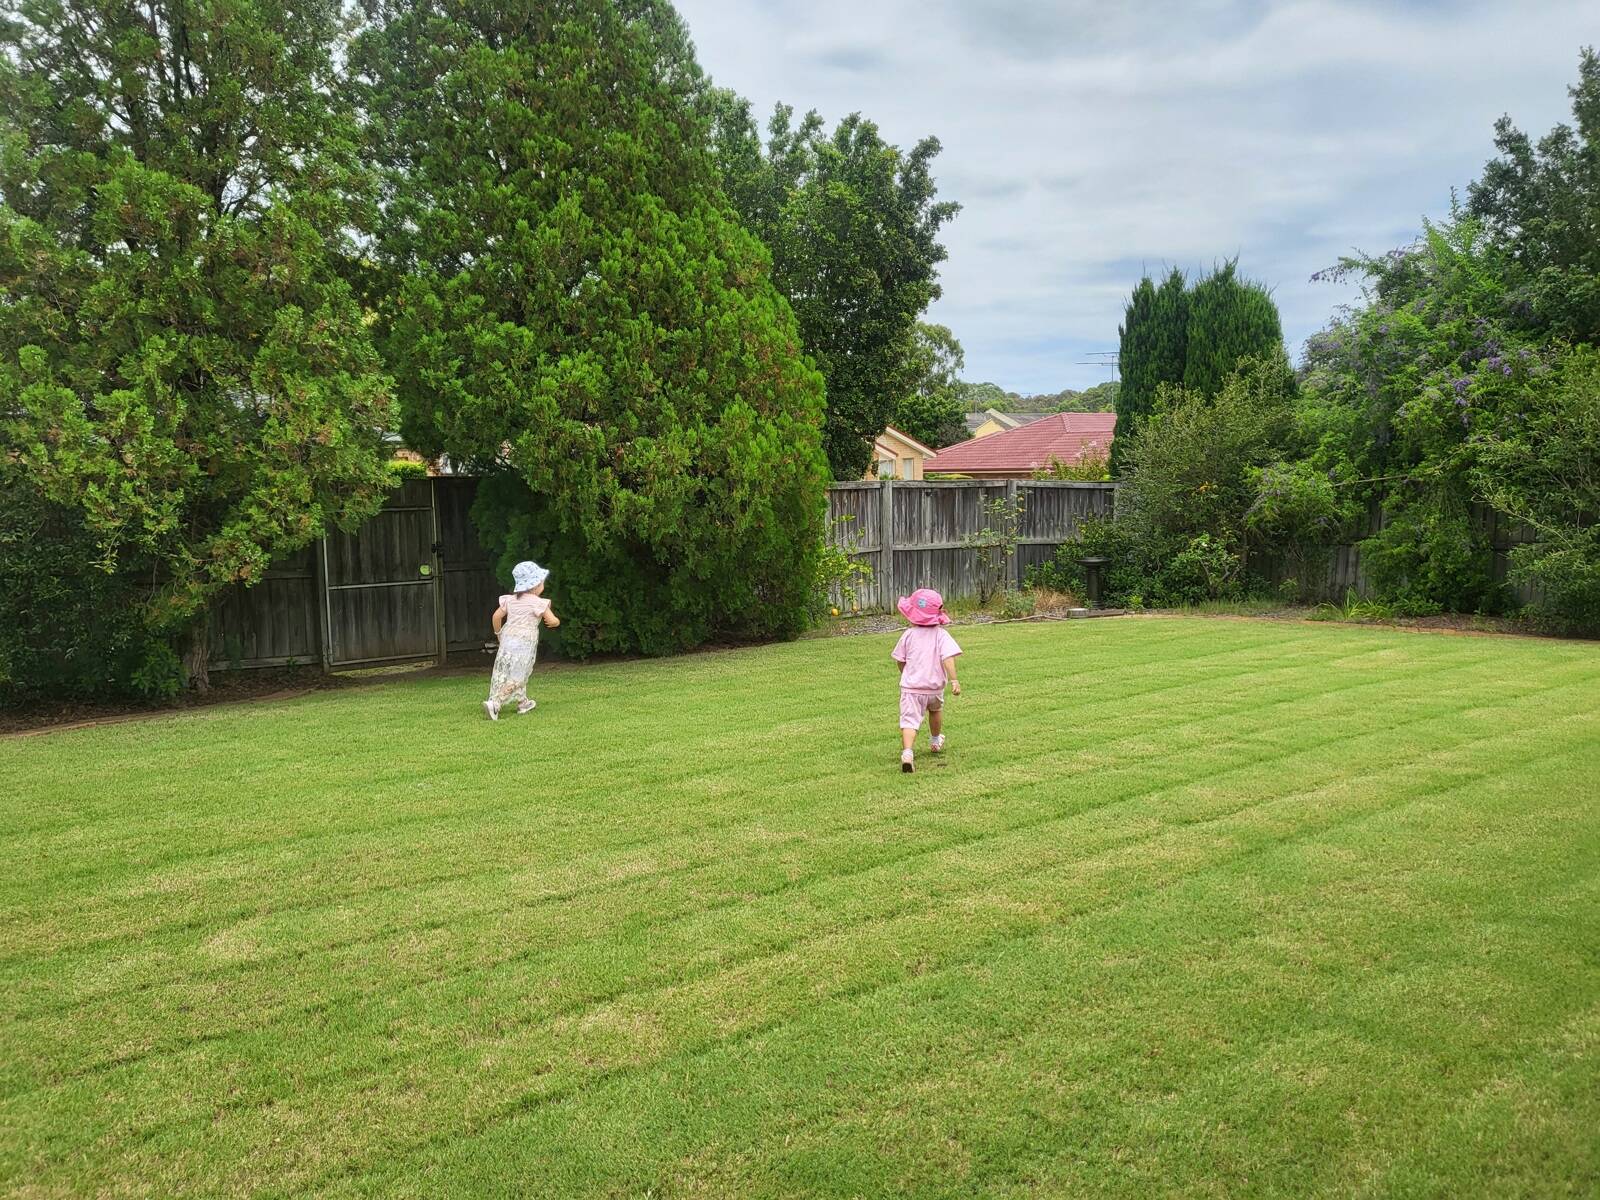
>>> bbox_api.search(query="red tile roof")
[926,412,1117,475]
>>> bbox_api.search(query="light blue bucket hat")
[511,561,549,593]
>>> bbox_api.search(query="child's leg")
[899,691,922,754]
[929,705,943,739]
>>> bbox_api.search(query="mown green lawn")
[3,617,1599,1198]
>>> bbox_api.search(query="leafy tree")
[1301,218,1540,611]
[709,93,959,478]
[0,0,395,690]
[957,381,1015,412]
[1113,268,1187,475]
[893,322,968,448]
[1181,260,1287,397]
[1468,47,1600,344]
[358,0,828,657]
[1055,380,1120,412]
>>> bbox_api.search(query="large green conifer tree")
[0,0,395,689]
[1113,268,1188,475]
[357,0,828,656]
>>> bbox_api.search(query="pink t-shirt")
[499,592,551,639]
[892,626,962,693]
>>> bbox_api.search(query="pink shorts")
[899,689,943,730]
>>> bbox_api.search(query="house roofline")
[876,425,938,458]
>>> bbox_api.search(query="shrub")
[0,470,176,705]
[811,516,874,625]
[962,492,1026,605]
[1473,345,1600,632]
[998,589,1036,619]
[387,458,430,481]
[1166,534,1245,604]
[1033,450,1110,482]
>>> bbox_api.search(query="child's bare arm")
[942,656,961,695]
[491,605,506,636]
[541,605,560,629]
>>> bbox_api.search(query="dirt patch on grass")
[0,669,350,737]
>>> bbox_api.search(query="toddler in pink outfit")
[891,588,962,773]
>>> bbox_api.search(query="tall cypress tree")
[1182,260,1286,397]
[356,0,828,656]
[1113,268,1188,475]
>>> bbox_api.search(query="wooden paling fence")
[207,476,1542,672]
[825,480,1117,613]
[207,477,500,671]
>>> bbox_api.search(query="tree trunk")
[183,617,211,694]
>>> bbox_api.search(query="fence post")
[879,479,895,602]
[430,477,449,666]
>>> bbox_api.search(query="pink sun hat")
[897,588,951,626]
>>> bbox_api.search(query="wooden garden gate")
[320,478,445,667]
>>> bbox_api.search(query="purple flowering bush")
[1472,347,1600,632]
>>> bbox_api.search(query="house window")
[878,459,894,480]
[901,457,914,480]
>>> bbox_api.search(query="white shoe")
[517,699,537,715]
[901,749,915,773]
[483,700,500,721]
[930,735,946,754]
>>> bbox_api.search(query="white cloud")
[674,0,1595,392]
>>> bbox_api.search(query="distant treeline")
[958,380,1120,414]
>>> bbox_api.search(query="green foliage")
[955,380,1119,415]
[1244,460,1354,601]
[1119,359,1295,558]
[1288,52,1600,620]
[812,516,874,623]
[955,381,1014,411]
[1033,450,1110,481]
[0,466,180,704]
[126,640,186,702]
[1473,346,1600,632]
[997,588,1036,619]
[1467,47,1600,345]
[1033,359,1295,608]
[1181,261,1288,398]
[360,1,828,657]
[961,493,1026,605]
[1113,268,1188,475]
[893,323,968,449]
[387,458,430,481]
[1024,517,1136,602]
[1300,218,1542,612]
[1055,380,1120,413]
[0,0,395,664]
[708,94,959,478]
[1114,262,1286,477]
[1309,590,1402,624]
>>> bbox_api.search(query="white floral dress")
[488,593,550,707]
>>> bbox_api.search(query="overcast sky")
[673,0,1594,394]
